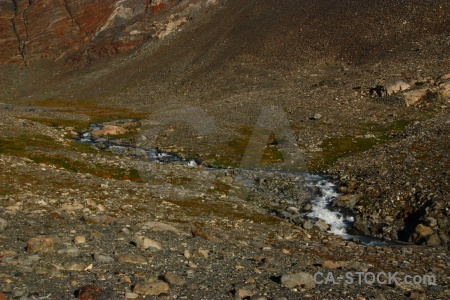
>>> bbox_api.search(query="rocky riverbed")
[0,103,449,299]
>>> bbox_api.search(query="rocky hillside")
[0,0,220,65]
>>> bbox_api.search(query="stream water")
[75,121,399,246]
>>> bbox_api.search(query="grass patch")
[0,134,141,182]
[308,119,411,171]
[206,128,287,168]
[32,98,148,124]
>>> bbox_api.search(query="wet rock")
[334,194,359,209]
[280,272,316,289]
[27,236,55,253]
[133,281,169,296]
[315,220,330,231]
[286,207,299,214]
[303,220,314,230]
[164,271,186,286]
[92,125,127,137]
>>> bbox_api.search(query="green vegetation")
[0,134,141,182]
[308,119,411,171]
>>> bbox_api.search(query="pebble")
[134,236,162,251]
[164,271,186,286]
[93,253,115,263]
[184,249,191,258]
[322,260,339,269]
[133,281,169,296]
[118,253,147,264]
[235,289,255,299]
[280,272,316,289]
[0,217,7,232]
[142,221,180,234]
[27,236,55,253]
[74,236,86,244]
[196,249,209,259]
[125,292,139,299]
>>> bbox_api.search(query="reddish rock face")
[0,0,219,65]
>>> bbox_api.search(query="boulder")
[280,272,316,289]
[92,125,127,136]
[387,81,411,95]
[133,281,169,296]
[403,89,428,106]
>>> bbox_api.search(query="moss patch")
[309,119,411,171]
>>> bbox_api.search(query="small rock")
[196,249,209,259]
[142,221,180,234]
[286,207,299,214]
[315,220,330,231]
[93,253,115,263]
[235,289,255,299]
[342,261,370,272]
[64,262,89,271]
[387,81,411,95]
[0,218,7,232]
[74,236,86,244]
[0,292,6,300]
[77,285,102,300]
[125,292,139,299]
[374,294,387,300]
[92,125,127,136]
[426,233,441,246]
[27,236,55,253]
[303,220,314,230]
[184,249,191,258]
[312,113,322,120]
[118,253,147,264]
[133,281,169,296]
[164,272,186,286]
[322,260,339,269]
[134,236,162,251]
[61,202,84,211]
[403,88,428,107]
[280,272,316,289]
